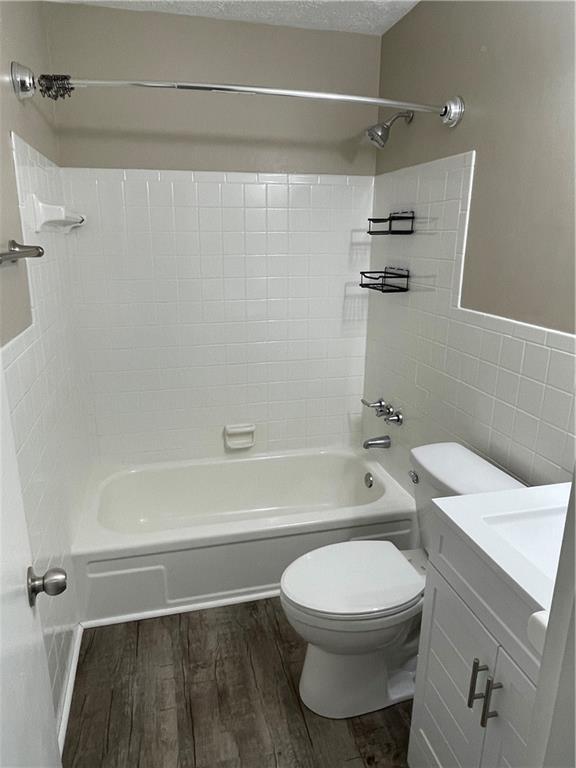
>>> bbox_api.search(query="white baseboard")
[80,585,281,629]
[58,624,84,753]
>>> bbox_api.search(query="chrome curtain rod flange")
[11,61,35,99]
[441,96,465,127]
[11,61,465,126]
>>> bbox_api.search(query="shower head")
[366,111,414,148]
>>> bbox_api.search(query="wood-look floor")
[63,598,411,768]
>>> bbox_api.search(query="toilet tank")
[410,442,524,551]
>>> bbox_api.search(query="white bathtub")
[72,449,416,625]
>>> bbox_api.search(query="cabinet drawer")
[427,508,542,682]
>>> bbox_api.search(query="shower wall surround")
[63,167,372,463]
[3,136,95,728]
[364,152,575,491]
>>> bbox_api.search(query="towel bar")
[0,240,44,265]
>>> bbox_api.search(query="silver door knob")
[27,566,67,607]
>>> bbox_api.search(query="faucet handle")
[361,397,393,418]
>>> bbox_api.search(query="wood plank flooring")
[63,598,412,768]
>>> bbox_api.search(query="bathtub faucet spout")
[363,435,392,450]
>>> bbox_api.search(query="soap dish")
[25,193,85,234]
[224,423,255,450]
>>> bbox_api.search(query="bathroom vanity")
[408,483,571,768]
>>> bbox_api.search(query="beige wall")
[45,3,380,175]
[0,2,57,345]
[376,1,574,334]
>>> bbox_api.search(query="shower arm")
[11,62,465,127]
[383,110,414,127]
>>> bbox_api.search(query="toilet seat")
[280,541,425,620]
[281,591,423,624]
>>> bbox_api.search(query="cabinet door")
[408,565,499,768]
[479,646,537,768]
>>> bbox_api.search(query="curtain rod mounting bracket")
[441,96,465,127]
[11,62,36,100]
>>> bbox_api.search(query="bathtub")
[72,449,416,626]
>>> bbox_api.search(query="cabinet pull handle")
[467,658,489,708]
[480,676,503,727]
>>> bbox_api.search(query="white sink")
[527,610,549,654]
[433,483,571,611]
[482,504,566,582]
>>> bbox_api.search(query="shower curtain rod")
[11,62,465,126]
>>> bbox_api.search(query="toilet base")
[299,644,416,719]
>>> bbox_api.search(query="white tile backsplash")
[62,167,373,463]
[4,135,96,726]
[364,152,575,491]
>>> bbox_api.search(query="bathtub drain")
[364,472,374,488]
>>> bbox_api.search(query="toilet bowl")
[280,540,426,718]
[280,442,523,719]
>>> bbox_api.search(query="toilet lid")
[281,541,425,617]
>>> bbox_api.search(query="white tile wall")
[62,167,373,463]
[364,152,575,492]
[3,136,96,725]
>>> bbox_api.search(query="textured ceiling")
[69,1,418,36]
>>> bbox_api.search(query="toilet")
[280,442,523,719]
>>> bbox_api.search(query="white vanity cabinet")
[479,646,537,768]
[408,508,541,768]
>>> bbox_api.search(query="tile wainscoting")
[364,151,575,493]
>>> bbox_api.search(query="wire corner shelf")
[367,211,415,236]
[359,267,410,294]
